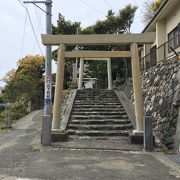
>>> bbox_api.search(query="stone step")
[68,124,133,130]
[74,102,121,105]
[73,104,123,108]
[74,100,120,103]
[75,95,117,97]
[71,111,126,116]
[76,96,117,99]
[72,108,125,112]
[76,97,118,102]
[68,135,129,140]
[66,89,133,139]
[70,114,128,119]
[69,119,131,124]
[76,90,115,94]
[67,130,130,136]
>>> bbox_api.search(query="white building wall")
[166,4,180,35]
[165,4,180,57]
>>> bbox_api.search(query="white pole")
[78,58,84,89]
[107,58,112,90]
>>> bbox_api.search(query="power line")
[79,0,104,16]
[20,9,28,57]
[26,9,43,55]
[34,5,44,33]
[104,0,112,9]
[18,0,26,8]
[18,0,43,55]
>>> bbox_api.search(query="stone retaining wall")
[135,57,180,149]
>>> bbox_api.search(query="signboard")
[45,76,52,99]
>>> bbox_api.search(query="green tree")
[82,5,137,35]
[52,13,82,89]
[52,5,137,88]
[52,13,81,35]
[151,0,164,12]
[81,5,137,87]
[2,55,45,110]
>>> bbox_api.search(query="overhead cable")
[79,0,104,15]
[20,9,28,57]
[104,0,113,9]
[18,0,43,55]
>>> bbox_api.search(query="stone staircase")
[66,89,133,139]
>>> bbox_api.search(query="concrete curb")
[150,152,180,178]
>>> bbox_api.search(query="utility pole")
[23,0,52,146]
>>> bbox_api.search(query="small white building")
[77,78,98,89]
[141,0,180,69]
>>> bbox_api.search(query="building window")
[168,23,180,53]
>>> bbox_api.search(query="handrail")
[140,32,180,71]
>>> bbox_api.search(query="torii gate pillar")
[130,43,144,133]
[78,58,84,89]
[52,44,65,130]
[107,58,112,90]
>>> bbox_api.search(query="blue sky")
[0,0,148,86]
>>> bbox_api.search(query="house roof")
[142,0,179,33]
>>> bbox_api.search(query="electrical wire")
[104,0,112,9]
[34,5,44,33]
[79,0,104,16]
[20,9,28,57]
[26,9,43,55]
[18,0,43,55]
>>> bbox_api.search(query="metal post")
[44,0,52,114]
[23,0,52,146]
[42,0,52,146]
[144,116,154,151]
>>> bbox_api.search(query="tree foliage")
[81,5,137,35]
[52,14,82,88]
[52,5,137,88]
[143,0,164,24]
[52,13,81,35]
[2,55,45,111]
[151,0,164,12]
[81,5,137,87]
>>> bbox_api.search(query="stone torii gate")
[77,58,112,90]
[41,32,155,142]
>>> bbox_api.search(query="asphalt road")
[0,110,179,180]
